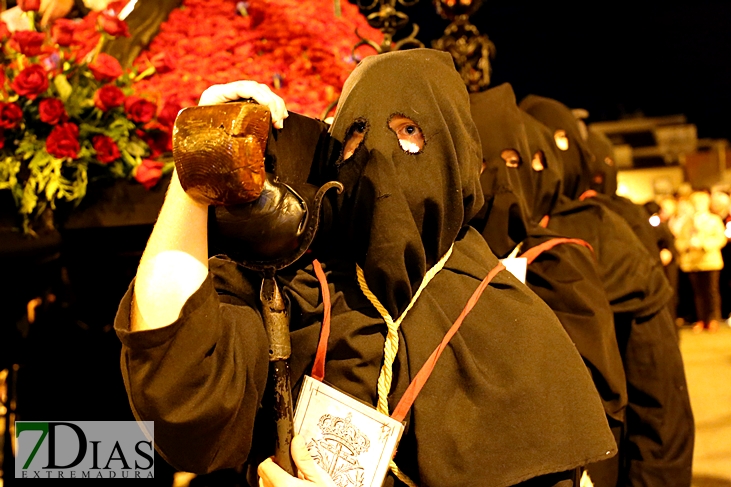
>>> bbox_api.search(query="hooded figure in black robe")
[470,84,625,487]
[520,95,694,487]
[115,49,617,487]
[469,83,626,424]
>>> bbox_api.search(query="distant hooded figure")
[521,95,695,487]
[583,128,664,262]
[115,49,616,487]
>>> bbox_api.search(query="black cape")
[520,95,695,487]
[116,50,616,487]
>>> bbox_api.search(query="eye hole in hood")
[342,119,368,161]
[531,150,546,172]
[501,148,522,168]
[554,129,569,151]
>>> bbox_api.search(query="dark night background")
[379,1,731,143]
[4,2,730,482]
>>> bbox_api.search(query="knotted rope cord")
[355,244,454,487]
[506,241,523,260]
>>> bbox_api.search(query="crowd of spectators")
[650,186,731,332]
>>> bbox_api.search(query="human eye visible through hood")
[388,115,424,154]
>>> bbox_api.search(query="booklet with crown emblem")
[293,376,405,487]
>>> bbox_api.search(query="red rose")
[150,52,175,74]
[46,122,80,159]
[0,102,23,129]
[10,64,48,100]
[141,129,172,158]
[125,96,157,123]
[88,53,123,81]
[38,98,68,125]
[97,12,130,37]
[134,159,164,190]
[18,0,41,12]
[92,134,121,164]
[158,99,181,128]
[12,31,45,57]
[52,19,76,47]
[0,21,10,41]
[0,132,5,150]
[93,84,125,111]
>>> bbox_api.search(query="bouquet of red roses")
[0,1,174,234]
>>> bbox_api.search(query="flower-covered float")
[0,0,382,234]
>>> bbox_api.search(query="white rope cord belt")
[355,244,454,487]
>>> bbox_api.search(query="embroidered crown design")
[317,413,370,455]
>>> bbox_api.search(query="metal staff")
[173,102,341,475]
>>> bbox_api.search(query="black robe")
[520,95,695,487]
[116,228,616,487]
[116,50,616,487]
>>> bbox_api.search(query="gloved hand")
[258,436,336,487]
[199,80,289,129]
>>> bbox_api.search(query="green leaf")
[20,179,38,215]
[121,149,139,167]
[0,157,21,190]
[45,177,59,202]
[53,74,74,102]
[126,139,147,157]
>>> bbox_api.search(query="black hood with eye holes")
[469,84,563,227]
[586,129,618,195]
[326,49,484,318]
[469,84,531,255]
[520,95,596,201]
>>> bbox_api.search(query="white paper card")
[500,257,527,283]
[293,376,404,487]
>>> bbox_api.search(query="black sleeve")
[114,260,270,474]
[621,307,694,487]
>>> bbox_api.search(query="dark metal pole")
[260,272,297,476]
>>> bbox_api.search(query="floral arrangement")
[132,0,383,117]
[0,0,174,234]
[0,0,382,234]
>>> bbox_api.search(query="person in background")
[710,189,731,323]
[675,191,727,333]
[644,200,680,329]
